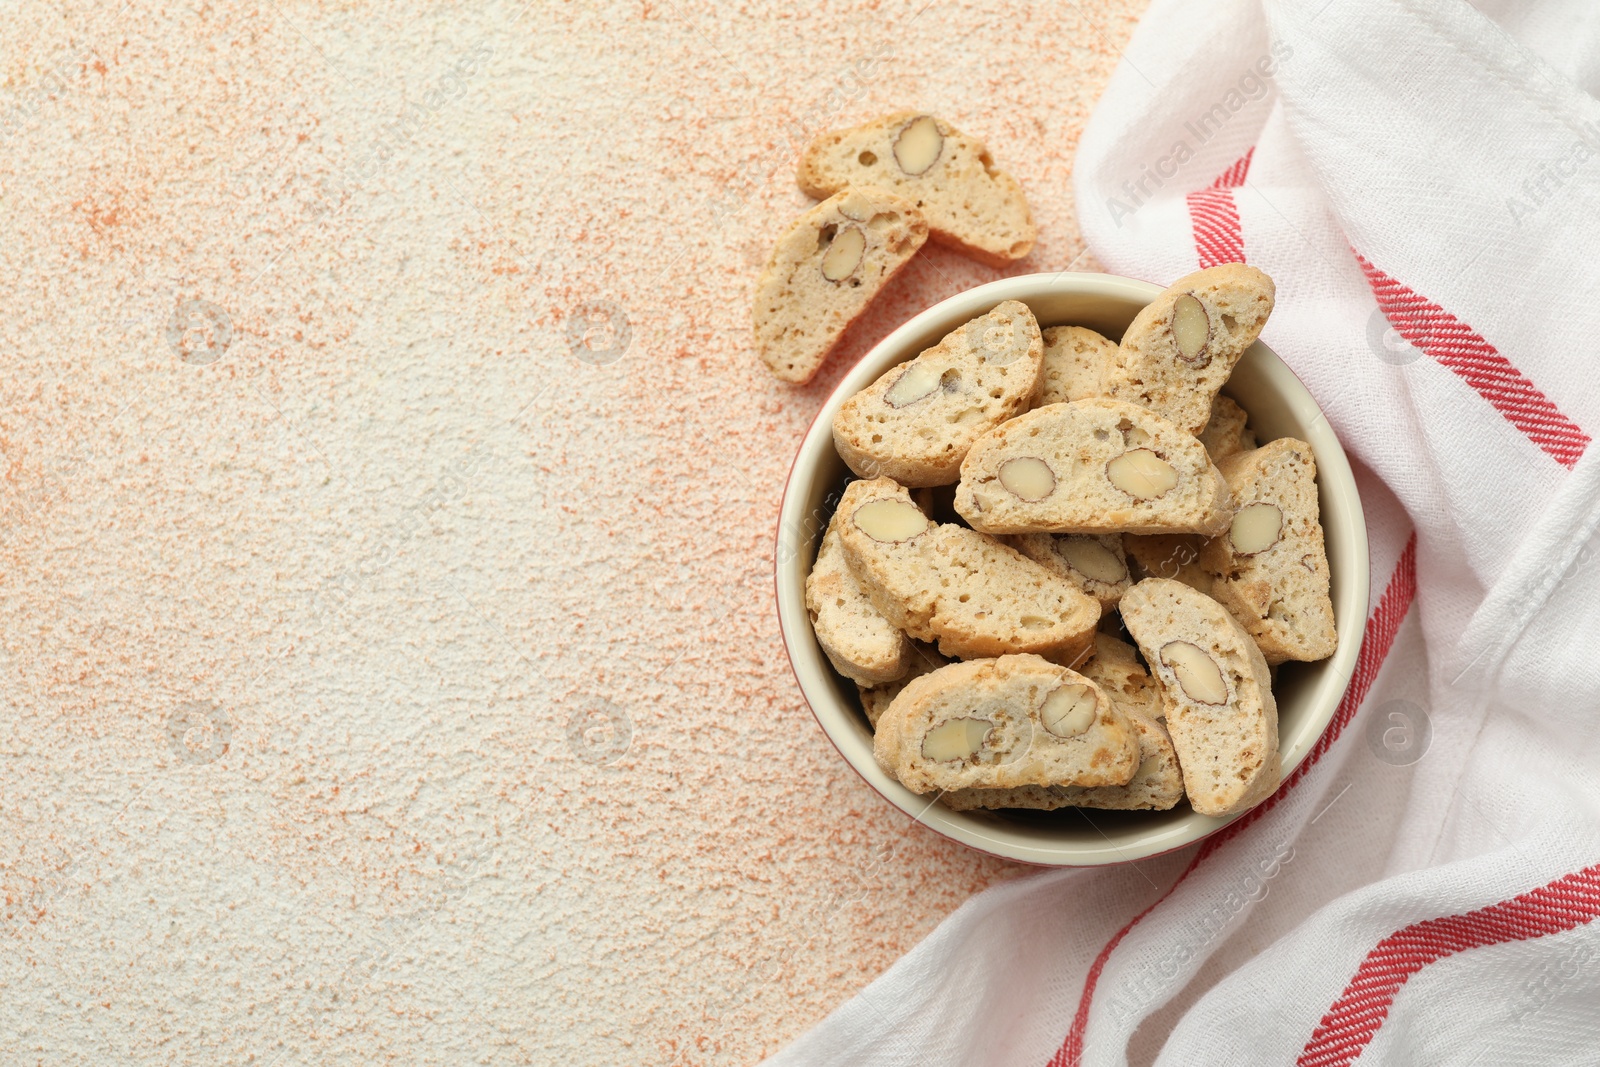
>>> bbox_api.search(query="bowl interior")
[776,273,1369,866]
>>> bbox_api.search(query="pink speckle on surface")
[0,0,1146,1063]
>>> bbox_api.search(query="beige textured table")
[0,1,1146,1063]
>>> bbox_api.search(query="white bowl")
[775,272,1370,867]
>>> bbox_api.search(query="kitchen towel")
[765,0,1600,1062]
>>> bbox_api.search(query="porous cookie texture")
[833,300,1044,487]
[753,186,928,383]
[954,398,1232,536]
[797,111,1036,267]
[857,643,949,727]
[805,512,911,685]
[942,636,1183,811]
[1199,394,1258,464]
[1008,533,1132,609]
[1120,578,1280,818]
[1104,264,1276,434]
[872,654,1139,793]
[1034,325,1117,407]
[1199,438,1337,665]
[834,477,1100,664]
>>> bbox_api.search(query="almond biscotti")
[797,111,1036,267]
[872,654,1139,793]
[953,398,1232,536]
[1034,325,1117,407]
[941,636,1183,811]
[1120,578,1280,817]
[1008,533,1132,609]
[834,477,1100,663]
[1198,394,1258,464]
[1199,438,1336,664]
[833,300,1044,487]
[805,513,912,685]
[754,187,929,384]
[1123,533,1214,595]
[1104,265,1276,434]
[858,643,950,727]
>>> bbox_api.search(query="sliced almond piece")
[893,115,943,175]
[1230,502,1284,556]
[921,716,991,761]
[1105,449,1178,500]
[819,225,866,282]
[1171,293,1211,364]
[852,499,930,542]
[1040,683,1097,738]
[884,363,941,408]
[1159,640,1228,705]
[998,457,1055,501]
[1059,537,1127,584]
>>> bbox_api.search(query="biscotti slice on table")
[1120,578,1280,817]
[834,477,1100,664]
[858,643,949,727]
[1034,325,1117,406]
[1008,533,1132,610]
[942,636,1184,811]
[753,187,928,383]
[1103,265,1276,434]
[1198,394,1258,464]
[1123,533,1214,595]
[1199,438,1337,664]
[873,654,1139,793]
[953,398,1232,536]
[833,300,1044,487]
[805,511,912,685]
[797,111,1036,267]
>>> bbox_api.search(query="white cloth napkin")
[766,1,1600,1063]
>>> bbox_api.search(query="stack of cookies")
[803,263,1337,818]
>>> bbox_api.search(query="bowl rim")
[774,270,1370,867]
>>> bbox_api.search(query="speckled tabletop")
[0,2,1145,1063]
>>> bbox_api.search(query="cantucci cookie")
[797,111,1036,267]
[942,636,1183,811]
[1104,265,1276,434]
[953,398,1232,536]
[833,300,1044,487]
[1034,325,1116,406]
[1198,394,1258,464]
[1199,438,1336,664]
[1123,533,1213,595]
[834,478,1100,663]
[1120,578,1280,817]
[753,186,928,384]
[805,512,912,685]
[872,654,1139,793]
[858,643,950,727]
[1008,533,1131,609]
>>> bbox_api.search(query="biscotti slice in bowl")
[797,111,1036,267]
[872,654,1139,793]
[1200,438,1337,664]
[805,512,912,685]
[833,300,1044,487]
[942,636,1183,811]
[1104,264,1276,434]
[858,642,950,727]
[834,477,1100,663]
[1123,533,1214,595]
[1198,394,1258,464]
[1034,325,1117,407]
[753,186,929,384]
[954,398,1232,536]
[1120,578,1281,817]
[1008,533,1132,610]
